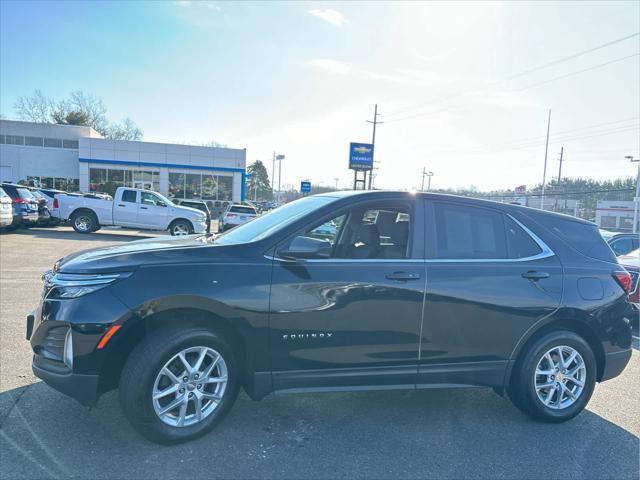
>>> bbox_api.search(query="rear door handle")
[521,271,550,280]
[118,204,126,207]
[140,206,148,210]
[386,272,421,281]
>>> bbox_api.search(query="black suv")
[27,191,633,444]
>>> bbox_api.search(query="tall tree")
[12,90,143,140]
[246,160,273,201]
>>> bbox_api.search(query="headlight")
[44,272,132,299]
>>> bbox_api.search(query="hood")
[57,234,215,274]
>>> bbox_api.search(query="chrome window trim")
[266,214,555,264]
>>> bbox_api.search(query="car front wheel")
[119,327,240,444]
[509,330,596,422]
[169,219,193,236]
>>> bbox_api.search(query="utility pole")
[271,152,276,200]
[557,147,564,184]
[627,155,639,233]
[366,104,382,190]
[540,109,552,210]
[334,177,339,190]
[421,169,434,191]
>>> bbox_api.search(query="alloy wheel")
[75,215,92,232]
[152,346,228,427]
[173,223,190,236]
[534,345,586,410]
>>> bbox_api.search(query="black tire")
[118,326,240,444]
[71,211,97,234]
[508,330,596,423]
[169,219,193,236]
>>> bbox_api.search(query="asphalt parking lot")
[1,226,639,480]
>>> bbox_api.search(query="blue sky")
[2,1,639,191]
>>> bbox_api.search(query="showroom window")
[26,176,79,191]
[89,167,159,195]
[168,171,234,201]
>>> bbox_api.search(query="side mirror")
[280,235,332,260]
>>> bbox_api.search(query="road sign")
[349,142,374,171]
[515,185,526,195]
[300,181,311,193]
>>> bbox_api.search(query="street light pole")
[627,155,639,233]
[421,168,433,191]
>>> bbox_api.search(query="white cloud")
[308,9,348,27]
[304,59,351,75]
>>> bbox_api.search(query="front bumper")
[193,220,208,234]
[32,361,99,406]
[600,348,632,382]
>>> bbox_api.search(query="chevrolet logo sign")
[353,146,372,154]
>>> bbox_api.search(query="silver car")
[219,204,257,232]
[0,187,13,228]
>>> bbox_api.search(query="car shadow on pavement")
[1,382,638,480]
[4,227,158,242]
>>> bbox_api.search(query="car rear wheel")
[509,330,596,422]
[119,326,239,444]
[71,211,97,233]
[169,219,193,236]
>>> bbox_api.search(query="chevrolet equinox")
[27,191,633,444]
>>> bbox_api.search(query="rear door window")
[121,190,137,203]
[433,203,507,259]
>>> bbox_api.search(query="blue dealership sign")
[349,143,374,171]
[300,181,311,193]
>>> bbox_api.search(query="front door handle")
[118,204,126,207]
[140,206,148,210]
[522,271,550,280]
[386,272,421,281]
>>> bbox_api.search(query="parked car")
[27,191,632,444]
[0,187,13,229]
[600,230,640,256]
[616,248,639,328]
[1,183,39,228]
[219,204,257,232]
[175,199,211,233]
[55,187,208,235]
[29,189,53,226]
[34,188,67,221]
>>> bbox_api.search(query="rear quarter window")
[545,217,616,263]
[229,206,256,214]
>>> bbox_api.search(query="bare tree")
[107,117,143,140]
[14,90,54,122]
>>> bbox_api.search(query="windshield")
[215,196,338,245]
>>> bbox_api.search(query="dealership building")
[0,120,247,203]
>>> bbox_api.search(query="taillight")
[613,270,633,294]
[226,213,237,218]
[53,198,59,208]
[13,197,27,204]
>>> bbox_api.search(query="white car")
[0,187,13,228]
[56,187,208,235]
[219,204,257,232]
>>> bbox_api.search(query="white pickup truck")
[56,187,208,235]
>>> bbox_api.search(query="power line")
[513,53,640,91]
[508,32,640,79]
[451,187,636,199]
[384,32,640,121]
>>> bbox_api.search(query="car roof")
[315,190,595,226]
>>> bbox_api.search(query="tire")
[508,330,596,423]
[71,211,97,233]
[118,326,240,444]
[169,219,193,236]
